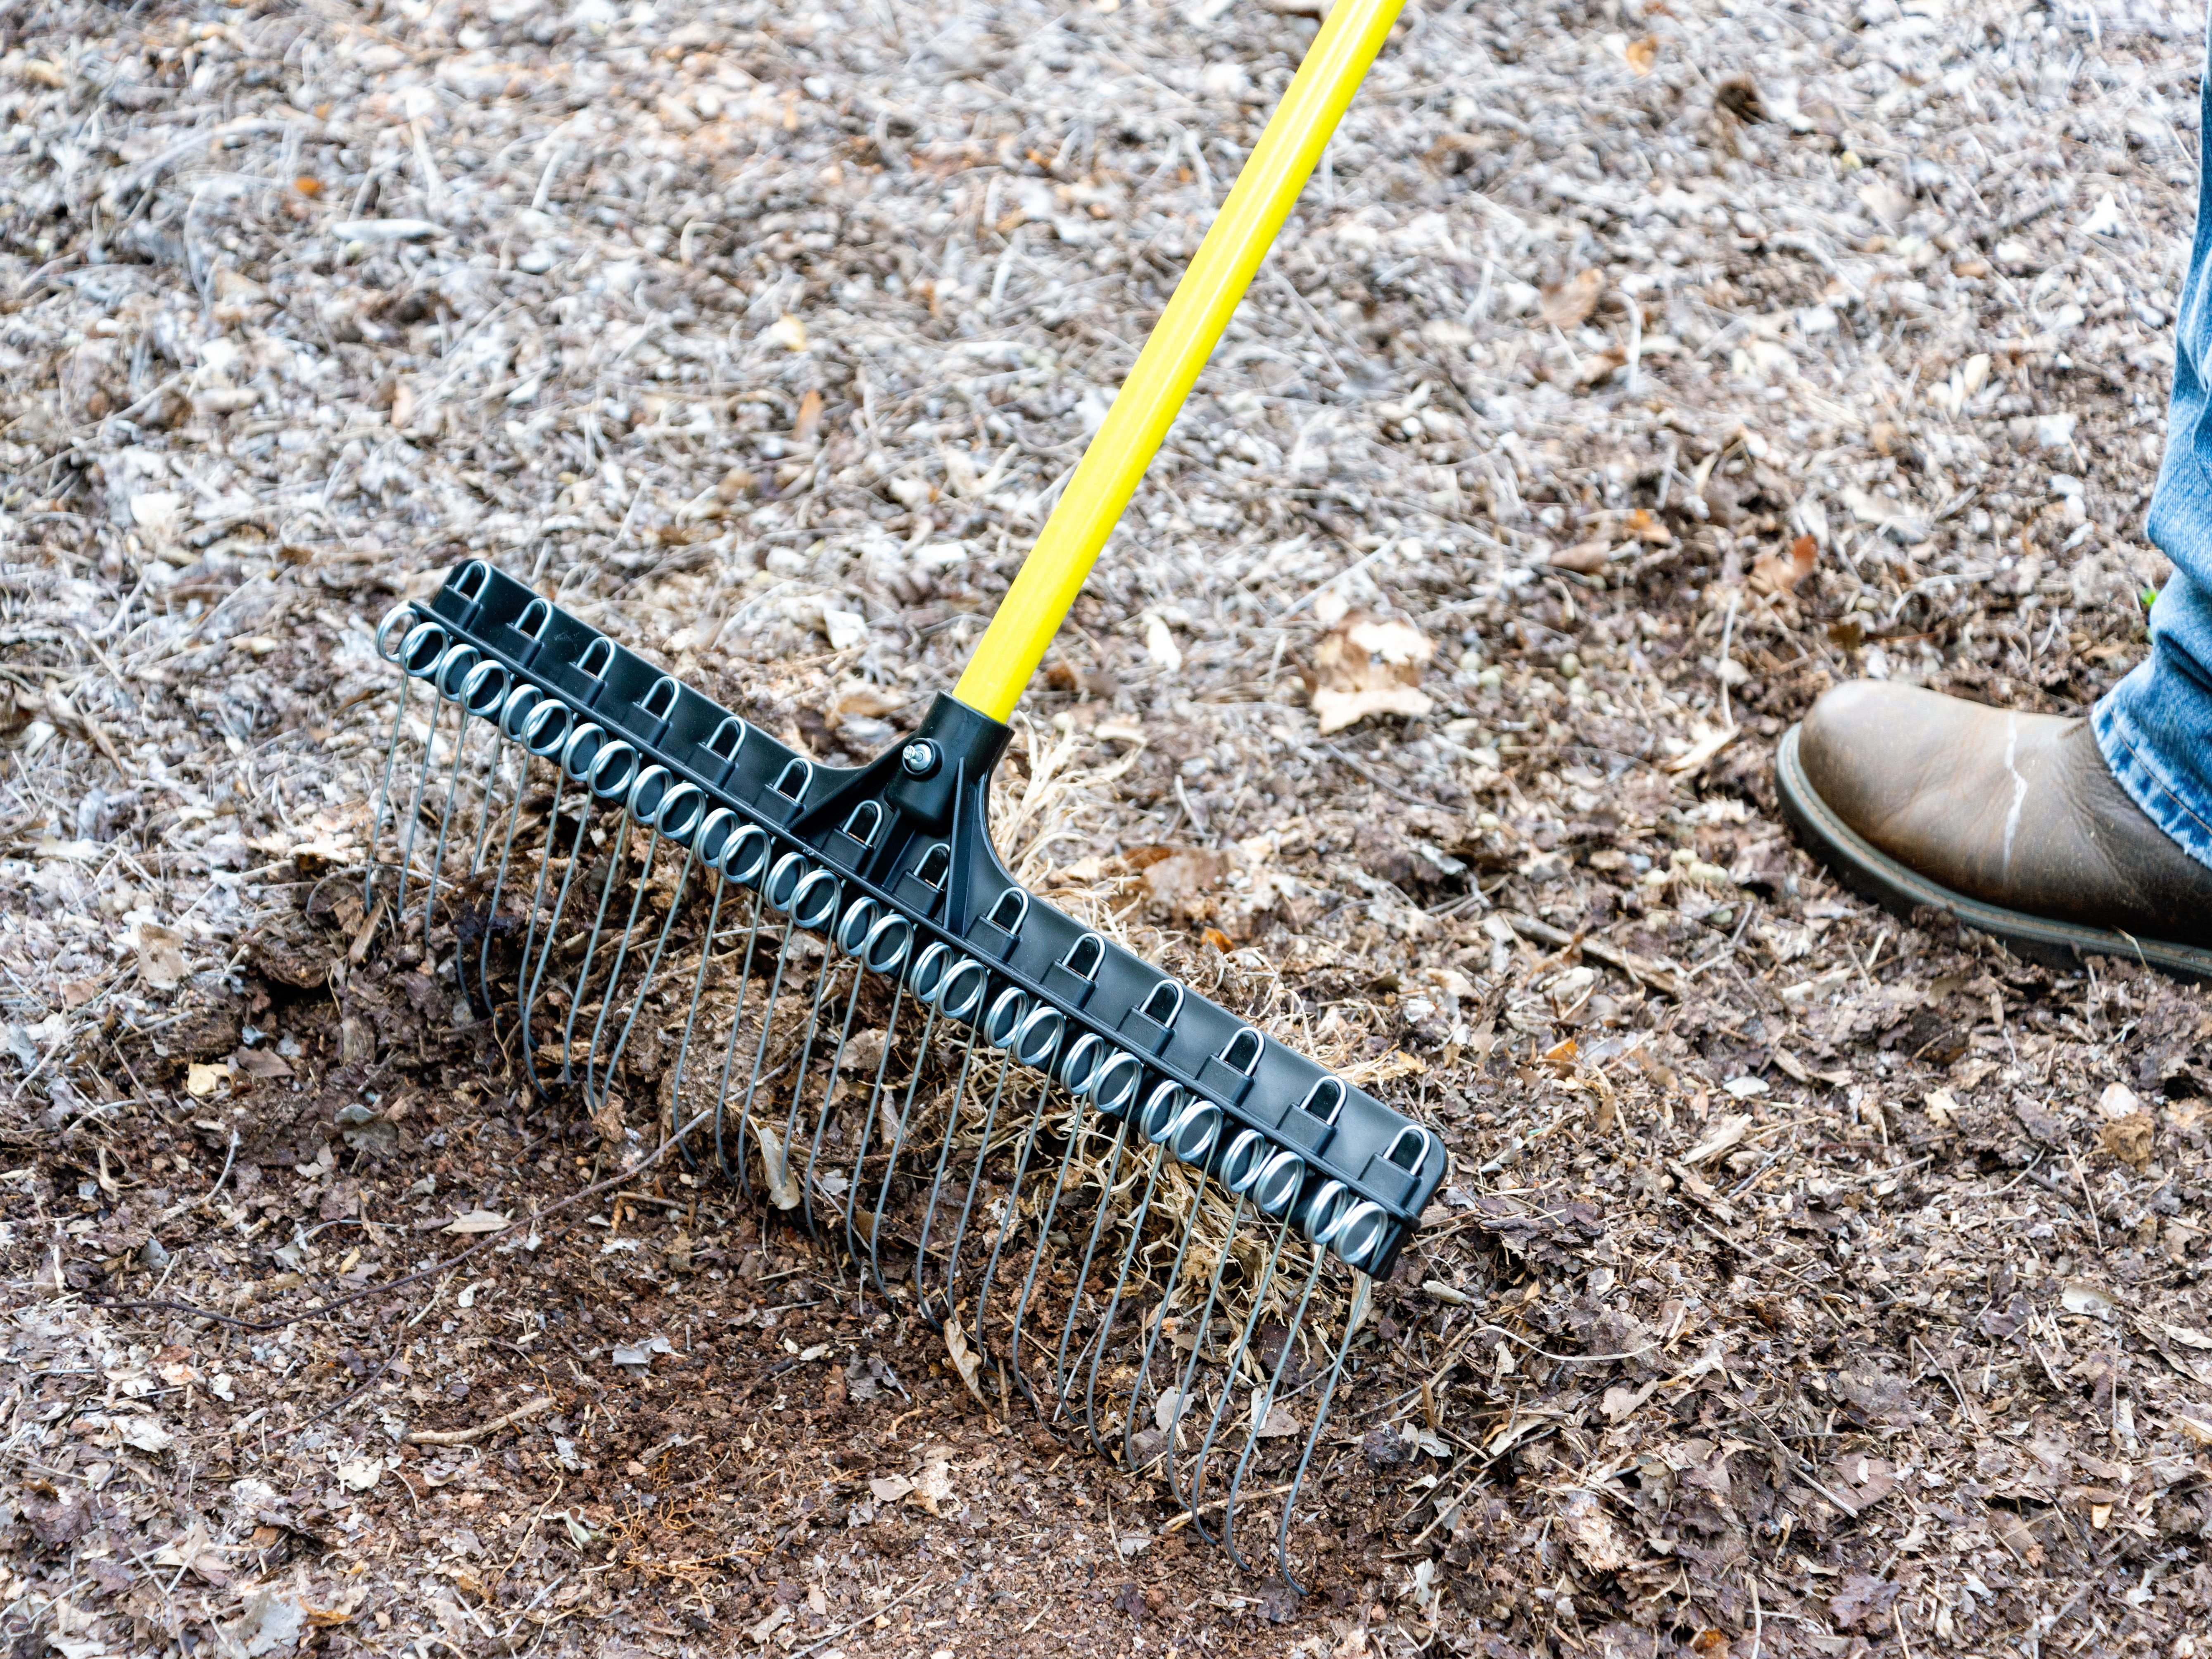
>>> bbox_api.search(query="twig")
[496,1478,566,1590]
[408,1394,556,1445]
[1163,1481,1297,1534]
[2071,1148,2103,1251]
[156,1127,239,1221]
[1716,587,1741,729]
[1503,911,1683,998]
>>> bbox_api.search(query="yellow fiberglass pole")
[951,0,1406,723]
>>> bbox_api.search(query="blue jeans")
[2093,43,2212,870]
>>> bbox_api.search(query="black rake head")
[364,559,1448,1591]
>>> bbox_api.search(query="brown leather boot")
[1776,681,2212,977]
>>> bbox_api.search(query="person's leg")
[1772,21,2212,972]
[2092,31,2212,873]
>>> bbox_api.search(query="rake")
[360,0,1445,1591]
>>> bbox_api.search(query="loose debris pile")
[5,0,2212,1651]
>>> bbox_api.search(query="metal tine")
[963,1012,1079,1365]
[516,724,611,1098]
[797,907,912,1247]
[836,968,910,1266]
[476,695,569,1035]
[415,650,479,943]
[1076,1140,1167,1452]
[1120,1129,1268,1475]
[1264,1186,1395,1590]
[705,848,801,1192]
[463,687,527,882]
[1148,1192,1243,1496]
[420,654,513,953]
[662,823,770,1173]
[1045,1112,1137,1424]
[455,731,518,1020]
[765,892,870,1229]
[568,767,673,1096]
[389,649,450,928]
[919,991,1061,1329]
[1274,1294,1364,1592]
[906,977,993,1330]
[717,856,840,1204]
[858,943,962,1298]
[452,689,536,1018]
[994,1035,1124,1419]
[582,775,708,1112]
[550,744,641,1085]
[1218,1183,1356,1578]
[793,963,872,1248]
[366,607,419,909]
[1151,1135,1282,1519]
[1079,1081,1220,1457]
[644,815,738,1169]
[1020,1046,1138,1419]
[1174,1155,1307,1538]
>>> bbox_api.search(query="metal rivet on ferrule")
[900,739,939,777]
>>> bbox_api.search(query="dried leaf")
[444,1210,511,1234]
[2100,1111,2156,1168]
[1558,1491,1634,1573]
[1309,611,1433,735]
[1623,35,1658,74]
[114,1415,175,1453]
[820,607,868,651]
[748,1605,791,1645]
[335,1457,384,1492]
[2098,1081,2143,1119]
[1546,539,1617,575]
[1538,268,1603,330]
[1683,1113,1752,1166]
[944,1321,984,1404]
[1829,1574,1900,1633]
[1750,534,1819,595]
[238,1590,308,1659]
[2061,1280,2116,1318]
[1143,613,1183,673]
[1142,848,1226,922]
[753,1126,802,1209]
[1661,723,1739,777]
[136,923,190,989]
[913,1453,956,1514]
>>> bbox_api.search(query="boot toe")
[1796,681,1955,840]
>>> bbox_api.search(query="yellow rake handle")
[952,0,1407,723]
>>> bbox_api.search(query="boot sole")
[1775,724,2212,984]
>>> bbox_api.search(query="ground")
[4,0,2212,1653]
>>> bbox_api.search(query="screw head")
[900,739,939,778]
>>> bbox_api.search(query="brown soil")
[7,0,2212,1652]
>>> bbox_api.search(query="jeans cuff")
[2093,687,2212,875]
